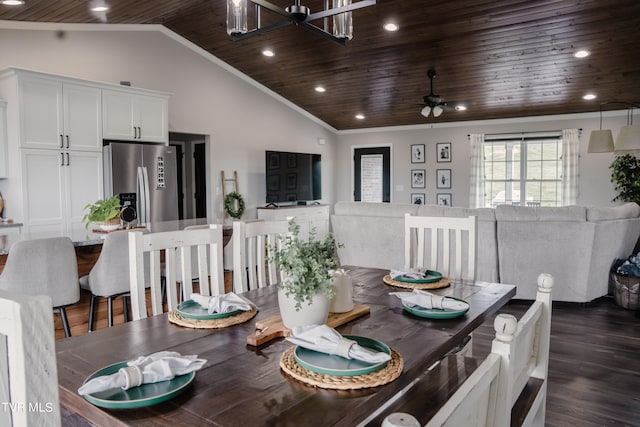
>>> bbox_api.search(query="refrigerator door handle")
[137,166,148,224]
[141,166,151,224]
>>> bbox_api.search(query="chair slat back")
[0,290,61,427]
[404,214,478,281]
[129,225,224,320]
[232,219,289,293]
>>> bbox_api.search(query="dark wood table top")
[56,267,515,427]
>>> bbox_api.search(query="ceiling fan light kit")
[226,0,376,45]
[419,69,472,119]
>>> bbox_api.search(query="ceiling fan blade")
[299,22,347,46]
[249,0,291,18]
[231,20,294,41]
[306,0,376,21]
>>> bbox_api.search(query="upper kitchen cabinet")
[103,89,169,144]
[17,74,102,151]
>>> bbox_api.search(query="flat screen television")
[265,150,321,205]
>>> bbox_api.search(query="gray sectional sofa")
[330,201,640,302]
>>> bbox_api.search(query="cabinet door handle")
[66,152,69,166]
[66,135,70,149]
[137,126,141,139]
[60,152,64,166]
[133,126,137,139]
[60,134,64,148]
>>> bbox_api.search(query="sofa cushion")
[587,203,640,221]
[495,205,586,222]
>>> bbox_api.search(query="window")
[483,132,563,207]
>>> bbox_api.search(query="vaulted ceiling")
[2,0,639,130]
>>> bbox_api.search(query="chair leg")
[59,307,72,338]
[88,294,97,332]
[108,296,114,328]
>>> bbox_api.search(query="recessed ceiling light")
[355,114,365,120]
[262,49,274,57]
[314,86,326,93]
[2,0,25,5]
[455,105,467,111]
[583,93,597,100]
[574,50,590,58]
[383,22,399,32]
[91,6,109,12]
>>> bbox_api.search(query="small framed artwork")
[436,142,452,163]
[411,169,426,188]
[411,193,426,205]
[411,144,425,163]
[437,193,452,206]
[268,152,280,169]
[287,153,297,168]
[267,174,280,191]
[287,173,297,189]
[436,169,451,189]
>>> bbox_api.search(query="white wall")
[0,24,337,221]
[336,112,628,207]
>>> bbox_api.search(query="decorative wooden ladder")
[221,170,239,219]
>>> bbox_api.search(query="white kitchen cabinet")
[18,75,102,151]
[257,205,330,240]
[21,149,103,236]
[103,89,169,144]
[0,100,6,178]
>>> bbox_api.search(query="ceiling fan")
[420,69,472,118]
[227,0,376,45]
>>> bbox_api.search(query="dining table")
[56,266,516,426]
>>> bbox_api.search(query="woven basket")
[612,273,640,310]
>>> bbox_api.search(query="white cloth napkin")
[78,351,206,395]
[390,289,469,311]
[390,268,427,280]
[189,292,254,314]
[286,324,391,363]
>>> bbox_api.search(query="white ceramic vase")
[277,287,330,329]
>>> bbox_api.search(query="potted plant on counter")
[83,195,122,230]
[270,218,342,328]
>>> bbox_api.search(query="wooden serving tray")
[247,303,371,347]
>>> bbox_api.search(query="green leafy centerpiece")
[271,218,342,328]
[83,195,122,230]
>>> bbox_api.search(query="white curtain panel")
[562,129,580,206]
[469,133,486,208]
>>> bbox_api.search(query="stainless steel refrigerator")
[103,142,179,224]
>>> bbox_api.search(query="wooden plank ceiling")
[1,0,640,130]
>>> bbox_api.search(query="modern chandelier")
[226,0,376,45]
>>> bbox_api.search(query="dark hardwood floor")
[473,296,640,427]
[58,287,639,426]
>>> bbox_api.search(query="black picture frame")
[436,142,452,163]
[267,174,280,191]
[411,169,426,188]
[436,169,451,189]
[437,193,452,206]
[411,193,426,205]
[268,153,280,169]
[411,144,425,163]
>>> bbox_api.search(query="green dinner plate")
[401,298,469,319]
[294,335,390,377]
[175,299,241,320]
[82,362,195,409]
[394,270,443,284]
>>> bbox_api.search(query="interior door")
[354,146,391,202]
[194,143,207,218]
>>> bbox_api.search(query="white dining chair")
[128,224,224,320]
[0,237,79,338]
[232,219,289,293]
[369,273,554,427]
[404,213,478,282]
[0,290,61,427]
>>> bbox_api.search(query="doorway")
[169,132,209,219]
[353,146,391,202]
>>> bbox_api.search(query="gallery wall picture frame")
[437,193,452,206]
[411,193,426,205]
[436,169,452,189]
[411,169,426,188]
[436,142,452,163]
[411,144,425,163]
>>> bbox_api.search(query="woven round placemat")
[168,307,257,329]
[279,346,403,390]
[383,274,451,290]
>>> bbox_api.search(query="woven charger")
[279,346,403,390]
[168,307,257,329]
[383,274,451,290]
